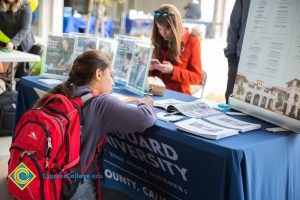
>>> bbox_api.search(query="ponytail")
[32,79,75,109]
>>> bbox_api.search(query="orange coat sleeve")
[171,36,203,85]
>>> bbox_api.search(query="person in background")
[33,50,157,200]
[224,0,250,103]
[184,0,201,19]
[0,0,35,77]
[0,0,34,52]
[149,4,203,95]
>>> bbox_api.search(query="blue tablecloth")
[16,76,300,200]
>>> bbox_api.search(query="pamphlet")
[154,99,222,118]
[157,112,185,122]
[175,118,239,140]
[155,98,261,136]
[154,98,184,110]
[204,114,261,132]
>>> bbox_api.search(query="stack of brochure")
[154,99,261,139]
[204,115,261,132]
[157,112,184,122]
[154,99,223,118]
[175,118,239,140]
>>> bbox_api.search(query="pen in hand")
[137,88,154,106]
[147,87,153,96]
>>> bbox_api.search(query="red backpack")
[7,93,106,200]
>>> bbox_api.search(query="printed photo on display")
[43,34,75,77]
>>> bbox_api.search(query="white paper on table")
[33,87,47,98]
[38,78,62,85]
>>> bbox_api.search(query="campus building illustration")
[233,72,300,120]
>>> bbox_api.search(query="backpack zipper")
[40,109,64,164]
[43,105,71,164]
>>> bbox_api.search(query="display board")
[42,34,153,96]
[229,0,300,132]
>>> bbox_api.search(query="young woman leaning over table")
[33,50,157,200]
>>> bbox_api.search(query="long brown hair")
[0,0,22,12]
[33,50,111,108]
[152,4,184,62]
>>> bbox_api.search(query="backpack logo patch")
[28,132,38,140]
[8,162,36,190]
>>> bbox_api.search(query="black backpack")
[0,90,17,135]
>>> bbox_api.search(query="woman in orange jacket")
[149,4,203,95]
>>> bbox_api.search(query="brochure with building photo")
[97,37,118,64]
[204,114,261,132]
[228,0,300,132]
[43,34,76,78]
[112,35,141,84]
[154,99,222,118]
[175,118,239,140]
[126,42,154,96]
[70,33,97,57]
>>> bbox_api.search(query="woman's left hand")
[5,42,14,51]
[157,61,174,74]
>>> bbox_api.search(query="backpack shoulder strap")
[71,92,98,125]
[72,92,98,108]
